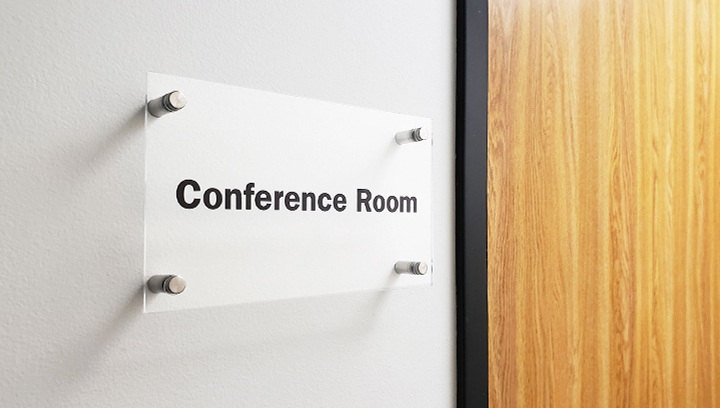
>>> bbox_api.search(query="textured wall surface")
[0,1,455,407]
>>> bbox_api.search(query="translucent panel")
[144,73,432,313]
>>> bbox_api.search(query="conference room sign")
[144,73,432,313]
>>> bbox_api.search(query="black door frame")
[456,0,488,407]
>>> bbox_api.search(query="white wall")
[0,1,455,407]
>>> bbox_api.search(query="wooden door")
[487,0,720,406]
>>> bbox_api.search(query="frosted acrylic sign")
[144,73,432,313]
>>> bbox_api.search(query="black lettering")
[274,191,284,210]
[399,196,417,213]
[203,188,222,210]
[372,195,385,212]
[243,183,255,210]
[176,179,201,209]
[357,189,372,212]
[387,196,398,212]
[285,192,300,211]
[333,194,347,212]
[318,193,332,211]
[179,182,382,214]
[255,190,271,210]
[224,189,242,210]
[302,192,316,211]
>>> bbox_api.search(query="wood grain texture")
[487,0,720,406]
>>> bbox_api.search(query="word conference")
[176,179,419,213]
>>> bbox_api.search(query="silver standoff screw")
[395,127,430,145]
[147,274,187,295]
[147,90,187,118]
[394,261,429,275]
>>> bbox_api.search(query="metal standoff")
[394,261,429,275]
[395,127,430,145]
[147,274,187,295]
[147,90,187,118]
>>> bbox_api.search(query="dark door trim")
[456,0,488,406]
